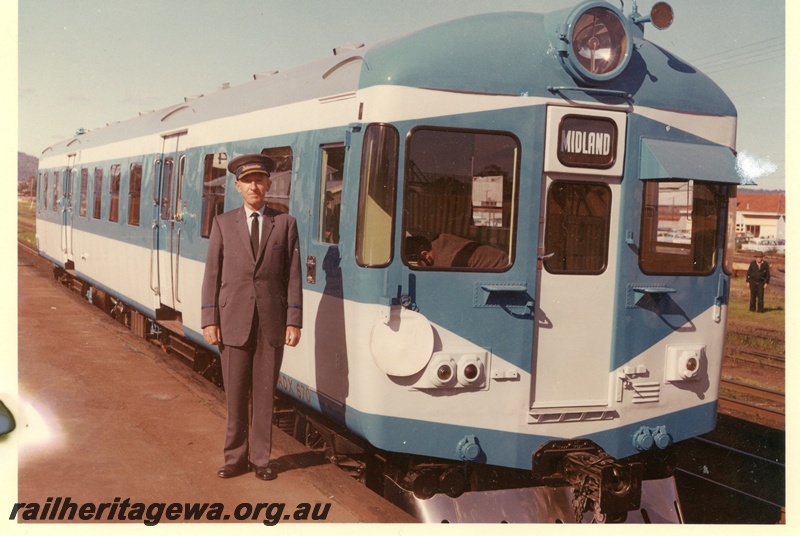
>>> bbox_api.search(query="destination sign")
[557,115,618,169]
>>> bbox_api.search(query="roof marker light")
[632,2,674,30]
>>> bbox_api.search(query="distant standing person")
[201,153,303,481]
[746,251,770,313]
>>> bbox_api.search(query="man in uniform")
[201,153,303,480]
[746,251,770,313]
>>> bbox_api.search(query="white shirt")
[244,206,265,240]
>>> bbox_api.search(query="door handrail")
[150,221,159,294]
[60,206,67,254]
[175,228,182,304]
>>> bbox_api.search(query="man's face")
[235,174,271,211]
[420,248,434,266]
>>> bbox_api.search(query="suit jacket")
[201,206,303,347]
[746,260,770,285]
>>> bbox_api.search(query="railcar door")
[154,132,187,315]
[306,140,349,419]
[530,107,626,410]
[60,154,76,261]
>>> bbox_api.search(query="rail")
[673,415,785,523]
[727,328,785,343]
[718,378,784,427]
[725,347,784,369]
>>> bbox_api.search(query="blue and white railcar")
[36,0,740,522]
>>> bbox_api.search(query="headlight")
[560,3,632,84]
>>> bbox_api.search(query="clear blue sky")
[13,0,790,190]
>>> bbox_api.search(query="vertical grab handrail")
[60,206,67,254]
[64,166,74,258]
[68,206,74,257]
[150,158,161,296]
[175,228,181,303]
[150,221,159,294]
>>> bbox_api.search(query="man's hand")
[285,326,301,347]
[203,325,221,346]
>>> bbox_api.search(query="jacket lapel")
[256,212,275,263]
[234,207,254,259]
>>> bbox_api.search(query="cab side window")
[402,127,518,270]
[639,180,722,274]
[356,124,399,267]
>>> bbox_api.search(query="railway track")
[674,414,785,523]
[18,240,39,258]
[725,347,784,369]
[723,323,784,428]
[727,328,785,344]
[718,378,784,428]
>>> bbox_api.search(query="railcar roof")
[40,8,735,159]
[40,49,366,158]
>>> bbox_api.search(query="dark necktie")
[250,212,260,256]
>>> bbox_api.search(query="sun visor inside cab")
[639,138,741,184]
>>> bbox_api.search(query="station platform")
[9,248,415,526]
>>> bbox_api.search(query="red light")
[463,363,479,380]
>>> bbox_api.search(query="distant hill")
[18,152,38,185]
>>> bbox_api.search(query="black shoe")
[217,463,251,478]
[255,465,277,481]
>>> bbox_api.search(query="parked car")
[742,239,785,254]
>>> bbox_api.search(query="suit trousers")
[220,310,284,467]
[749,282,766,312]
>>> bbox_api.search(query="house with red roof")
[736,192,786,239]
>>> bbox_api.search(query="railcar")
[35,0,741,522]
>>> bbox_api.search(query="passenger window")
[319,144,345,244]
[543,181,611,274]
[43,172,49,211]
[201,153,227,237]
[402,127,518,270]
[129,163,142,226]
[152,159,161,212]
[79,169,88,217]
[36,172,42,210]
[175,155,186,220]
[160,157,174,220]
[52,171,59,212]
[64,169,74,206]
[640,180,722,274]
[356,124,399,267]
[109,164,121,222]
[261,147,293,214]
[93,168,103,219]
